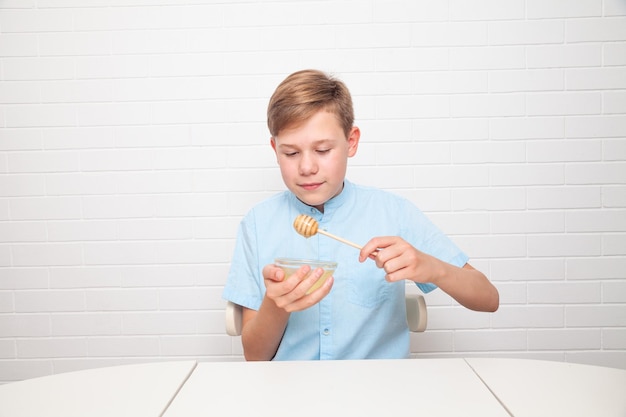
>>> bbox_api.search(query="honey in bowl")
[275,258,337,295]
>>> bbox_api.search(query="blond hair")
[267,69,354,138]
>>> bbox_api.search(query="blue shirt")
[222,180,469,360]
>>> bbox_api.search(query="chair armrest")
[406,293,428,332]
[225,301,243,336]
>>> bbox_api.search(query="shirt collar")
[289,179,355,218]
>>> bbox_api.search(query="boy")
[222,69,499,361]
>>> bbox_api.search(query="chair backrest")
[225,293,427,336]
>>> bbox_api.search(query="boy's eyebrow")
[279,139,334,148]
[276,142,298,150]
[312,139,334,145]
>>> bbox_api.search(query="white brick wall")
[1,0,625,383]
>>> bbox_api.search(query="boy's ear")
[270,137,279,162]
[347,126,360,157]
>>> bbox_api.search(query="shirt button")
[323,328,330,335]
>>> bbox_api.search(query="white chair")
[225,293,427,336]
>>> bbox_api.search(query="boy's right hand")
[262,263,333,313]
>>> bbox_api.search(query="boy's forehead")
[275,110,344,138]
[274,131,345,147]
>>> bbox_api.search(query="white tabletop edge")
[463,358,516,417]
[159,361,198,417]
[164,358,511,417]
[464,358,626,417]
[0,360,199,417]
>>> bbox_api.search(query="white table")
[0,360,197,417]
[163,358,510,417]
[2,358,624,416]
[466,358,626,417]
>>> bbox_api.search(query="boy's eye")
[282,148,329,157]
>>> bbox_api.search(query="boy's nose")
[299,152,318,175]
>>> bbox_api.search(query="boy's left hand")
[359,236,442,285]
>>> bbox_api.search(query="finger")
[265,266,307,300]
[284,275,334,313]
[361,236,400,262]
[359,239,386,262]
[295,267,324,296]
[384,265,410,283]
[275,264,311,287]
[263,264,285,282]
[282,268,325,307]
[377,242,409,269]
[272,266,319,307]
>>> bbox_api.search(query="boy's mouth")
[300,182,323,191]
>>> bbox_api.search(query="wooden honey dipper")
[293,214,364,250]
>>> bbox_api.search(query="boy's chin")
[296,195,328,210]
[302,199,326,209]
[290,186,339,210]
